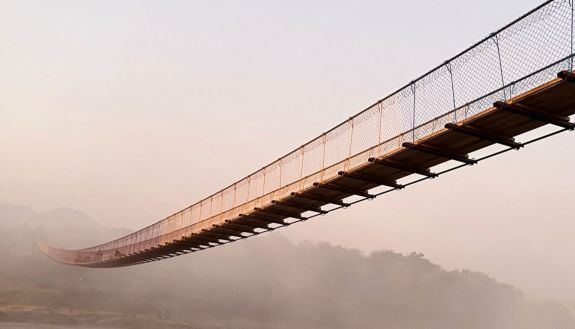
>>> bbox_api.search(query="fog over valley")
[0,202,573,329]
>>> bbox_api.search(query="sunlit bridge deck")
[41,0,575,267]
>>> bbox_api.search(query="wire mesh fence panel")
[263,162,281,195]
[323,122,352,171]
[413,65,457,140]
[221,187,235,213]
[349,107,381,168]
[301,138,325,178]
[379,87,416,143]
[234,179,250,206]
[280,150,305,187]
[248,171,265,203]
[451,41,504,117]
[199,198,211,222]
[182,207,192,227]
[208,193,222,218]
[513,59,572,97]
[500,0,573,85]
[190,203,201,225]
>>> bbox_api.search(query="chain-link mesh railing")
[47,0,575,265]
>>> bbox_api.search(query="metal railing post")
[347,119,354,170]
[262,168,267,196]
[298,148,303,179]
[377,103,383,157]
[209,197,213,218]
[571,0,574,70]
[411,82,416,142]
[446,61,457,122]
[492,33,507,99]
[219,191,224,213]
[199,200,204,222]
[279,161,283,187]
[320,134,326,181]
[247,176,251,202]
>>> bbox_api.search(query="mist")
[1,203,573,329]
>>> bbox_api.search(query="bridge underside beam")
[223,221,262,231]
[254,207,304,220]
[200,230,232,242]
[402,142,476,165]
[313,182,374,199]
[558,70,575,83]
[494,101,575,130]
[445,123,523,149]
[368,158,437,178]
[290,192,349,207]
[239,213,285,226]
[187,235,220,246]
[337,171,404,189]
[209,227,246,237]
[271,199,327,214]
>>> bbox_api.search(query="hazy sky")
[3,0,575,300]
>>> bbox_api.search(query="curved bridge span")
[43,0,575,267]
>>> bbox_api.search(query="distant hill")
[0,202,573,329]
[0,203,35,227]
[0,203,129,249]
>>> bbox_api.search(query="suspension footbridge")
[41,0,575,267]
